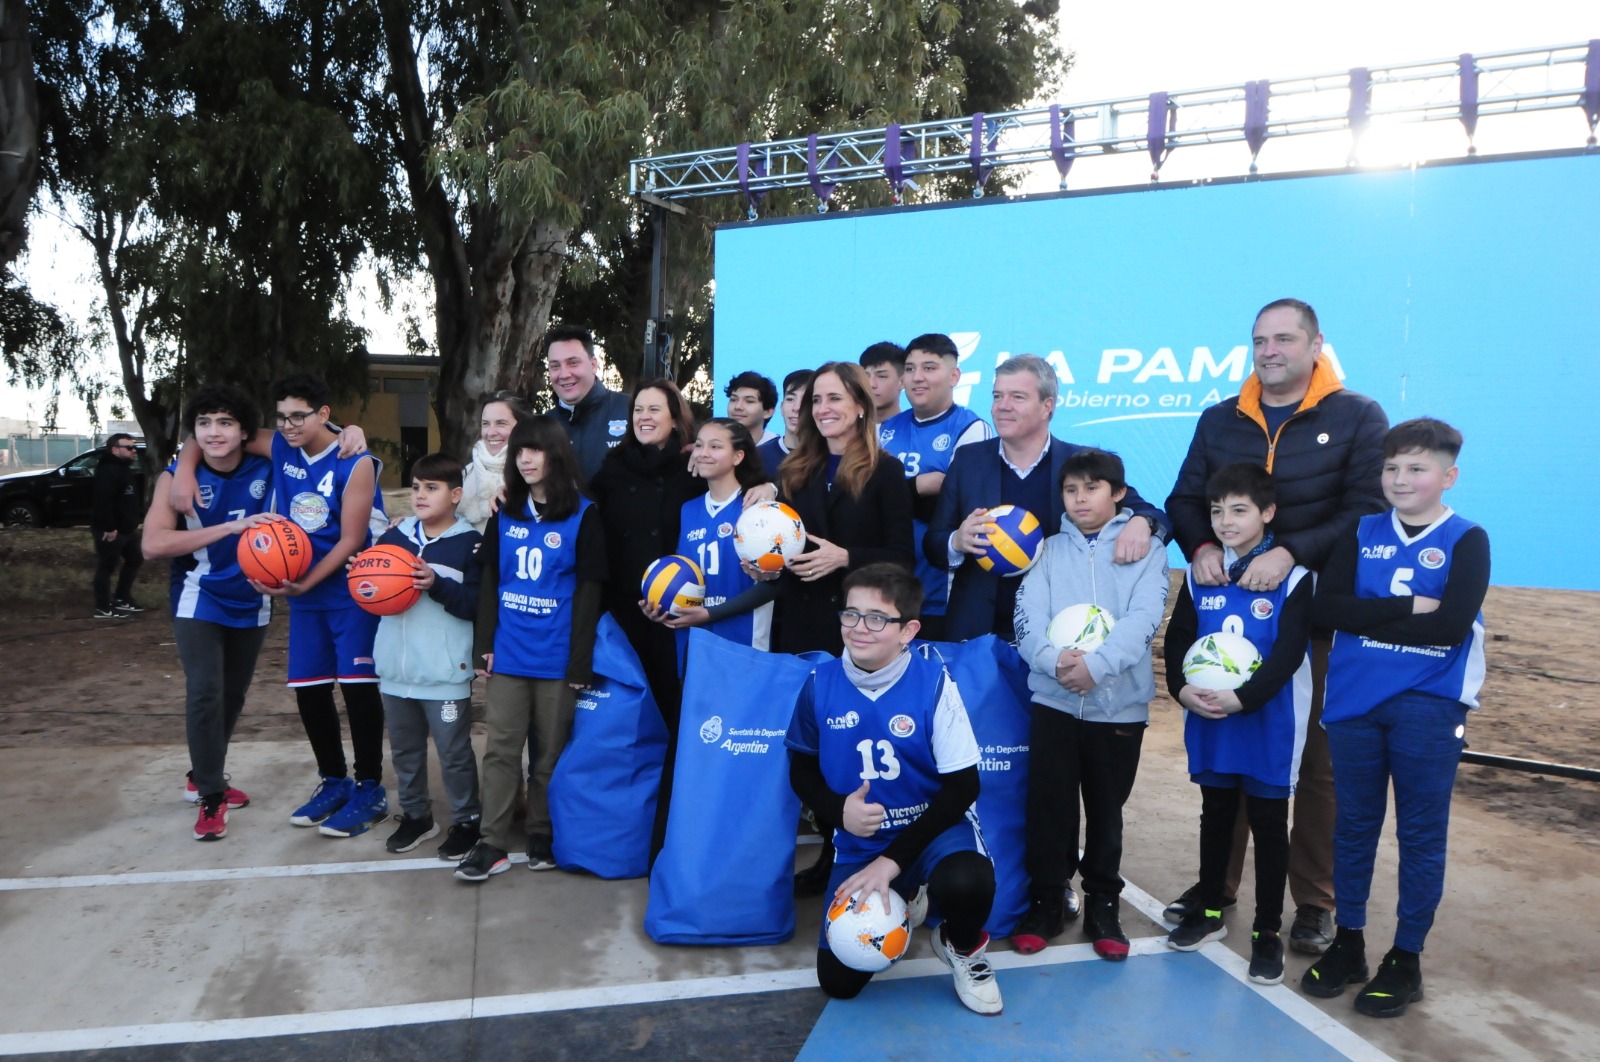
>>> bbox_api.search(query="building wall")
[334,364,441,489]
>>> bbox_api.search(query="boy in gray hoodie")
[1012,449,1169,960]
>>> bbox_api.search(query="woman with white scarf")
[460,392,534,532]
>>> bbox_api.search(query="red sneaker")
[194,799,229,841]
[185,775,250,808]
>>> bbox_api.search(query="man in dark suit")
[926,355,1170,644]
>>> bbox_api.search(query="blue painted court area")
[798,949,1350,1062]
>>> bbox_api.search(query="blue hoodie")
[372,515,483,700]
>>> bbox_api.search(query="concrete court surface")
[0,718,1595,1060]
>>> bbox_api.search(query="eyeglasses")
[838,610,909,632]
[274,410,316,427]
[112,444,136,451]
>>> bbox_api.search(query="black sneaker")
[1167,905,1227,951]
[94,607,127,620]
[1289,904,1334,954]
[384,813,439,854]
[437,820,481,861]
[527,834,557,872]
[1354,948,1423,1018]
[454,841,510,882]
[113,598,147,613]
[1248,931,1286,985]
[794,837,834,896]
[1302,928,1369,998]
[1011,892,1067,955]
[1163,881,1237,923]
[1082,894,1129,961]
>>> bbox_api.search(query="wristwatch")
[1140,514,1164,541]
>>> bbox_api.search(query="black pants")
[296,683,386,783]
[1199,785,1290,933]
[1024,704,1144,899]
[174,619,268,797]
[92,531,143,609]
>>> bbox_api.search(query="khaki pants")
[480,674,575,852]
[1225,638,1335,911]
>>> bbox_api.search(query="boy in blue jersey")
[1162,463,1313,984]
[878,333,993,641]
[371,453,484,859]
[143,385,281,840]
[786,564,1002,1016]
[1305,418,1490,1018]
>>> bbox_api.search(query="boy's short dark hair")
[1384,417,1463,461]
[543,324,595,358]
[725,371,777,412]
[272,372,333,411]
[842,562,924,620]
[781,369,815,397]
[858,341,907,371]
[1206,462,1275,510]
[410,452,464,489]
[905,333,958,361]
[1058,448,1127,493]
[184,384,261,438]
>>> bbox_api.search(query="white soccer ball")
[826,888,912,973]
[1046,603,1117,651]
[733,501,807,573]
[1182,631,1264,691]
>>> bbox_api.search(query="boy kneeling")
[785,563,1002,1015]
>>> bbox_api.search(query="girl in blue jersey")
[649,418,777,657]
[457,416,606,881]
[142,385,282,841]
[1306,418,1490,1018]
[1162,463,1313,985]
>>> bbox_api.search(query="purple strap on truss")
[1459,54,1479,140]
[970,113,999,187]
[736,143,767,213]
[1348,68,1371,134]
[884,124,918,198]
[1147,92,1171,171]
[806,135,839,204]
[1584,40,1600,132]
[1049,105,1076,181]
[1244,80,1270,158]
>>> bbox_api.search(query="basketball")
[826,888,911,973]
[733,501,807,573]
[236,519,311,588]
[641,554,706,615]
[1046,603,1117,651]
[975,504,1043,577]
[1182,631,1263,691]
[346,544,423,616]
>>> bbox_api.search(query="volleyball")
[1182,631,1263,691]
[975,504,1043,577]
[733,501,807,573]
[826,888,912,973]
[1046,603,1117,651]
[346,544,423,615]
[641,554,707,615]
[236,519,311,588]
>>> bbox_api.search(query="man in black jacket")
[1164,298,1388,955]
[91,433,145,618]
[545,325,634,484]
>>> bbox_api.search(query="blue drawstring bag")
[549,614,669,879]
[645,629,829,945]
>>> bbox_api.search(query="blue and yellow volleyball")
[976,504,1044,577]
[641,554,706,615]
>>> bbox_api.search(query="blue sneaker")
[318,780,389,838]
[290,776,354,827]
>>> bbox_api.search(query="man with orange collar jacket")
[1165,298,1387,956]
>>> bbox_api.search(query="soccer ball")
[975,504,1044,577]
[1182,631,1263,691]
[826,888,911,973]
[1046,603,1116,651]
[641,555,706,615]
[733,501,807,573]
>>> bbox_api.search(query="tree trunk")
[89,215,174,470]
[0,0,37,268]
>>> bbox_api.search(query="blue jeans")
[1325,690,1469,953]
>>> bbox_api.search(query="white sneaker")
[905,884,929,930]
[932,926,1003,1015]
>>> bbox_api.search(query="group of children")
[146,359,1487,1024]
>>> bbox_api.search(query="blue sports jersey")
[877,405,991,615]
[492,497,591,680]
[270,434,385,610]
[1182,568,1312,790]
[166,454,273,628]
[785,651,980,864]
[1325,511,1487,723]
[676,490,771,653]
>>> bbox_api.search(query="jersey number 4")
[855,738,902,781]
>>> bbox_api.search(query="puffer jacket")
[553,381,634,486]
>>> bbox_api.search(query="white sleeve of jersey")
[954,419,995,449]
[931,673,982,773]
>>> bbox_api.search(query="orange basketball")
[346,543,423,615]
[236,519,312,588]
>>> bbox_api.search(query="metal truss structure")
[629,41,1600,215]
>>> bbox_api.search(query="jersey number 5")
[855,738,901,781]
[1390,567,1414,596]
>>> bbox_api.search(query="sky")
[4,4,1594,435]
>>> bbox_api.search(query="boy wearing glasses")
[91,433,145,618]
[785,563,1002,1016]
